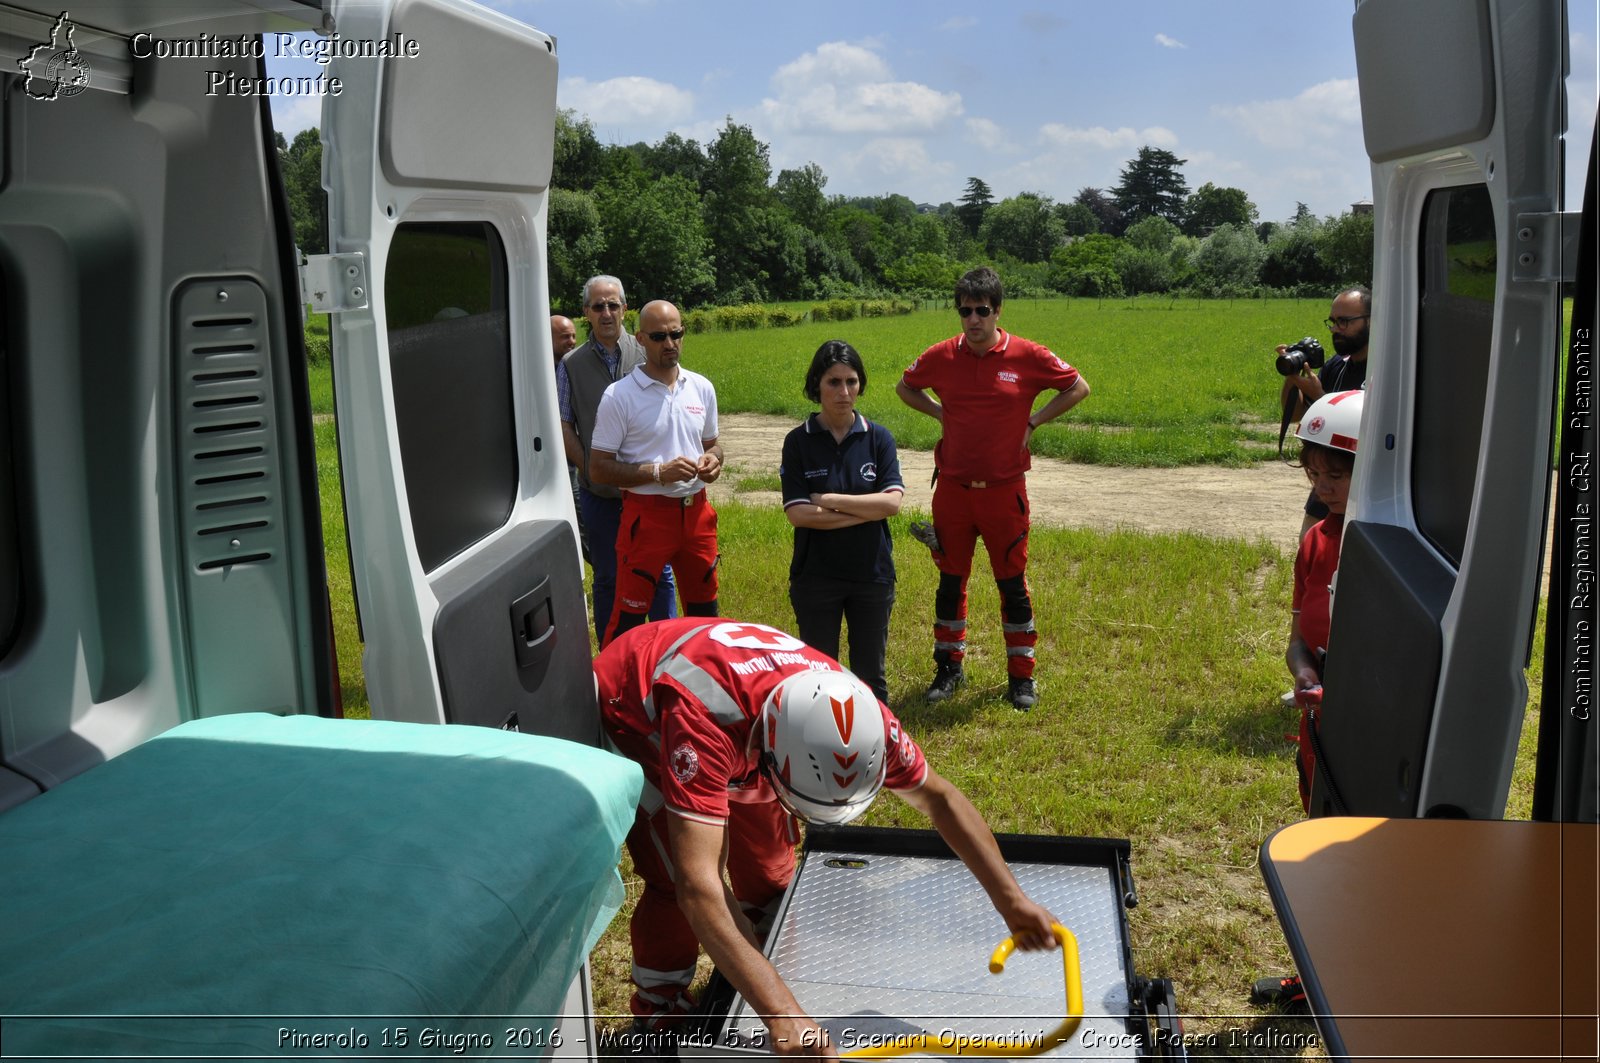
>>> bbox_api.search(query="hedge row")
[680,299,916,333]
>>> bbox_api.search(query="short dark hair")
[955,267,1004,310]
[1295,439,1357,473]
[1336,285,1371,314]
[804,340,867,403]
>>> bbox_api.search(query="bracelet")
[651,462,661,484]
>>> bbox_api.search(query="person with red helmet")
[595,618,1058,1055]
[1252,388,1364,1015]
[1285,387,1364,811]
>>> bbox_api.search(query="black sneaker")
[925,660,964,701]
[1007,677,1037,711]
[1250,973,1308,1013]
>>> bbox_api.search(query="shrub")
[765,307,805,328]
[713,305,769,331]
[305,335,331,366]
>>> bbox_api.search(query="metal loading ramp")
[697,827,1178,1060]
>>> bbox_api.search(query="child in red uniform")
[1254,388,1364,1013]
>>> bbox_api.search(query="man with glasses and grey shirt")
[559,276,677,643]
[589,300,723,646]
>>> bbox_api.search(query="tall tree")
[552,109,605,193]
[633,132,708,188]
[979,192,1064,262]
[597,174,716,306]
[774,163,828,233]
[1055,201,1099,237]
[957,177,994,236]
[1187,222,1266,294]
[1182,182,1258,236]
[1074,187,1125,237]
[546,187,605,314]
[277,128,325,255]
[1316,210,1376,287]
[1111,147,1190,226]
[703,120,777,299]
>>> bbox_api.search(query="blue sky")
[270,1,1598,224]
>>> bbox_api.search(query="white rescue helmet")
[760,671,887,825]
[1296,389,1365,455]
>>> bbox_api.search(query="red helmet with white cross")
[760,671,887,825]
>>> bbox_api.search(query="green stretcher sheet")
[0,712,643,1058]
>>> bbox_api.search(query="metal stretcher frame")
[690,826,1182,1061]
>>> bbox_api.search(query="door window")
[1413,184,1496,565]
[384,221,517,573]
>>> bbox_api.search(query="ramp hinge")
[299,252,369,313]
[1511,212,1580,283]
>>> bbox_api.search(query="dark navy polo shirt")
[779,413,904,585]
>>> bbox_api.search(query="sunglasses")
[589,300,623,313]
[646,328,686,342]
[957,305,994,318]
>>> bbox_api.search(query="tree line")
[276,120,1374,312]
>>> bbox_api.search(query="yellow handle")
[841,923,1083,1058]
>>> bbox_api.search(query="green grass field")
[685,297,1324,466]
[307,297,1547,1057]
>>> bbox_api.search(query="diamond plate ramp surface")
[721,850,1140,1059]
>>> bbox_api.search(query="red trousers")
[604,490,720,646]
[622,796,797,1027]
[928,477,1036,679]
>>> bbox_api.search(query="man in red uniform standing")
[589,300,723,645]
[897,267,1090,710]
[596,618,1059,1053]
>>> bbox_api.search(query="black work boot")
[1006,676,1037,711]
[925,658,964,701]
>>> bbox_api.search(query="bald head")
[550,315,577,361]
[636,301,685,380]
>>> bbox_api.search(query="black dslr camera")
[1276,337,1326,376]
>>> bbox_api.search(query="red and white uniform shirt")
[598,619,927,824]
[901,330,1080,483]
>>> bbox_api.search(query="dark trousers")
[789,575,895,703]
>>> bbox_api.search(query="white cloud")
[840,138,955,190]
[1213,78,1361,151]
[559,75,694,126]
[761,42,962,135]
[1155,33,1186,49]
[965,117,1014,152]
[1037,124,1178,151]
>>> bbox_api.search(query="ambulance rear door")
[319,0,593,741]
[1319,0,1579,817]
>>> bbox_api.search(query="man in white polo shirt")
[589,300,724,646]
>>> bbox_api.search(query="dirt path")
[710,413,1310,555]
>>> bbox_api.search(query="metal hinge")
[1511,212,1580,283]
[299,252,369,313]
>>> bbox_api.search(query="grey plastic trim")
[1354,0,1496,163]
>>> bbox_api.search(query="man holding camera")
[1278,286,1370,528]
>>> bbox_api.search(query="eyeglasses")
[1325,314,1369,330]
[589,300,623,313]
[645,328,686,342]
[957,305,994,318]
